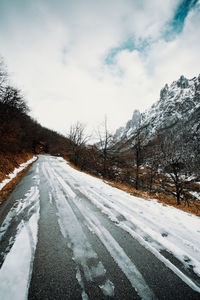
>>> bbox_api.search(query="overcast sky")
[0,0,200,135]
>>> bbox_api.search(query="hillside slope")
[0,59,71,187]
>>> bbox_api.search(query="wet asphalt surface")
[0,155,200,299]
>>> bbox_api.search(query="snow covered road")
[0,155,200,299]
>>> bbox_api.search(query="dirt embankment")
[0,151,37,205]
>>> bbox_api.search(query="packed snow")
[1,155,200,299]
[42,160,116,298]
[50,162,155,298]
[0,213,39,300]
[0,166,40,300]
[50,156,200,293]
[190,191,200,201]
[0,156,37,191]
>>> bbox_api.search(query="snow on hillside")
[115,74,200,140]
[0,165,40,300]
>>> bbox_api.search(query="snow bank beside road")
[0,212,39,300]
[0,156,37,191]
[54,157,200,291]
[0,165,40,300]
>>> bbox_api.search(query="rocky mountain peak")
[160,84,169,100]
[115,73,200,142]
[131,109,141,124]
[176,75,189,89]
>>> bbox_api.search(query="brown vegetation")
[0,156,37,205]
[0,151,33,183]
[106,180,200,217]
[65,154,200,217]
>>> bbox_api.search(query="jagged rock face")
[160,84,169,100]
[176,75,189,88]
[126,110,141,130]
[115,109,141,140]
[115,74,200,141]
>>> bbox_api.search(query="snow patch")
[0,166,40,300]
[99,279,115,296]
[83,212,155,299]
[50,155,200,292]
[0,210,39,300]
[41,160,115,297]
[190,191,200,201]
[0,156,37,191]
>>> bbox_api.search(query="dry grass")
[66,159,200,217]
[106,181,200,217]
[0,153,36,205]
[0,151,33,182]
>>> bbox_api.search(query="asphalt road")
[0,155,200,299]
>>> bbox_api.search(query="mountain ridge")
[115,74,200,142]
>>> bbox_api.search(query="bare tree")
[159,127,191,205]
[183,118,200,180]
[2,86,29,114]
[67,122,89,166]
[0,57,8,96]
[130,122,146,190]
[163,159,185,205]
[96,116,115,177]
[133,129,142,190]
[146,158,159,193]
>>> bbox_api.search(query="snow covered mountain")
[115,74,200,142]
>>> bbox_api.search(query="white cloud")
[146,4,200,82]
[0,0,199,136]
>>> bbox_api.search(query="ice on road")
[0,155,200,299]
[0,166,40,300]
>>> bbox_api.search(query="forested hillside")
[0,58,71,183]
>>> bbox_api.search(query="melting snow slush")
[1,155,200,299]
[0,165,40,300]
[42,160,115,298]
[52,156,200,294]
